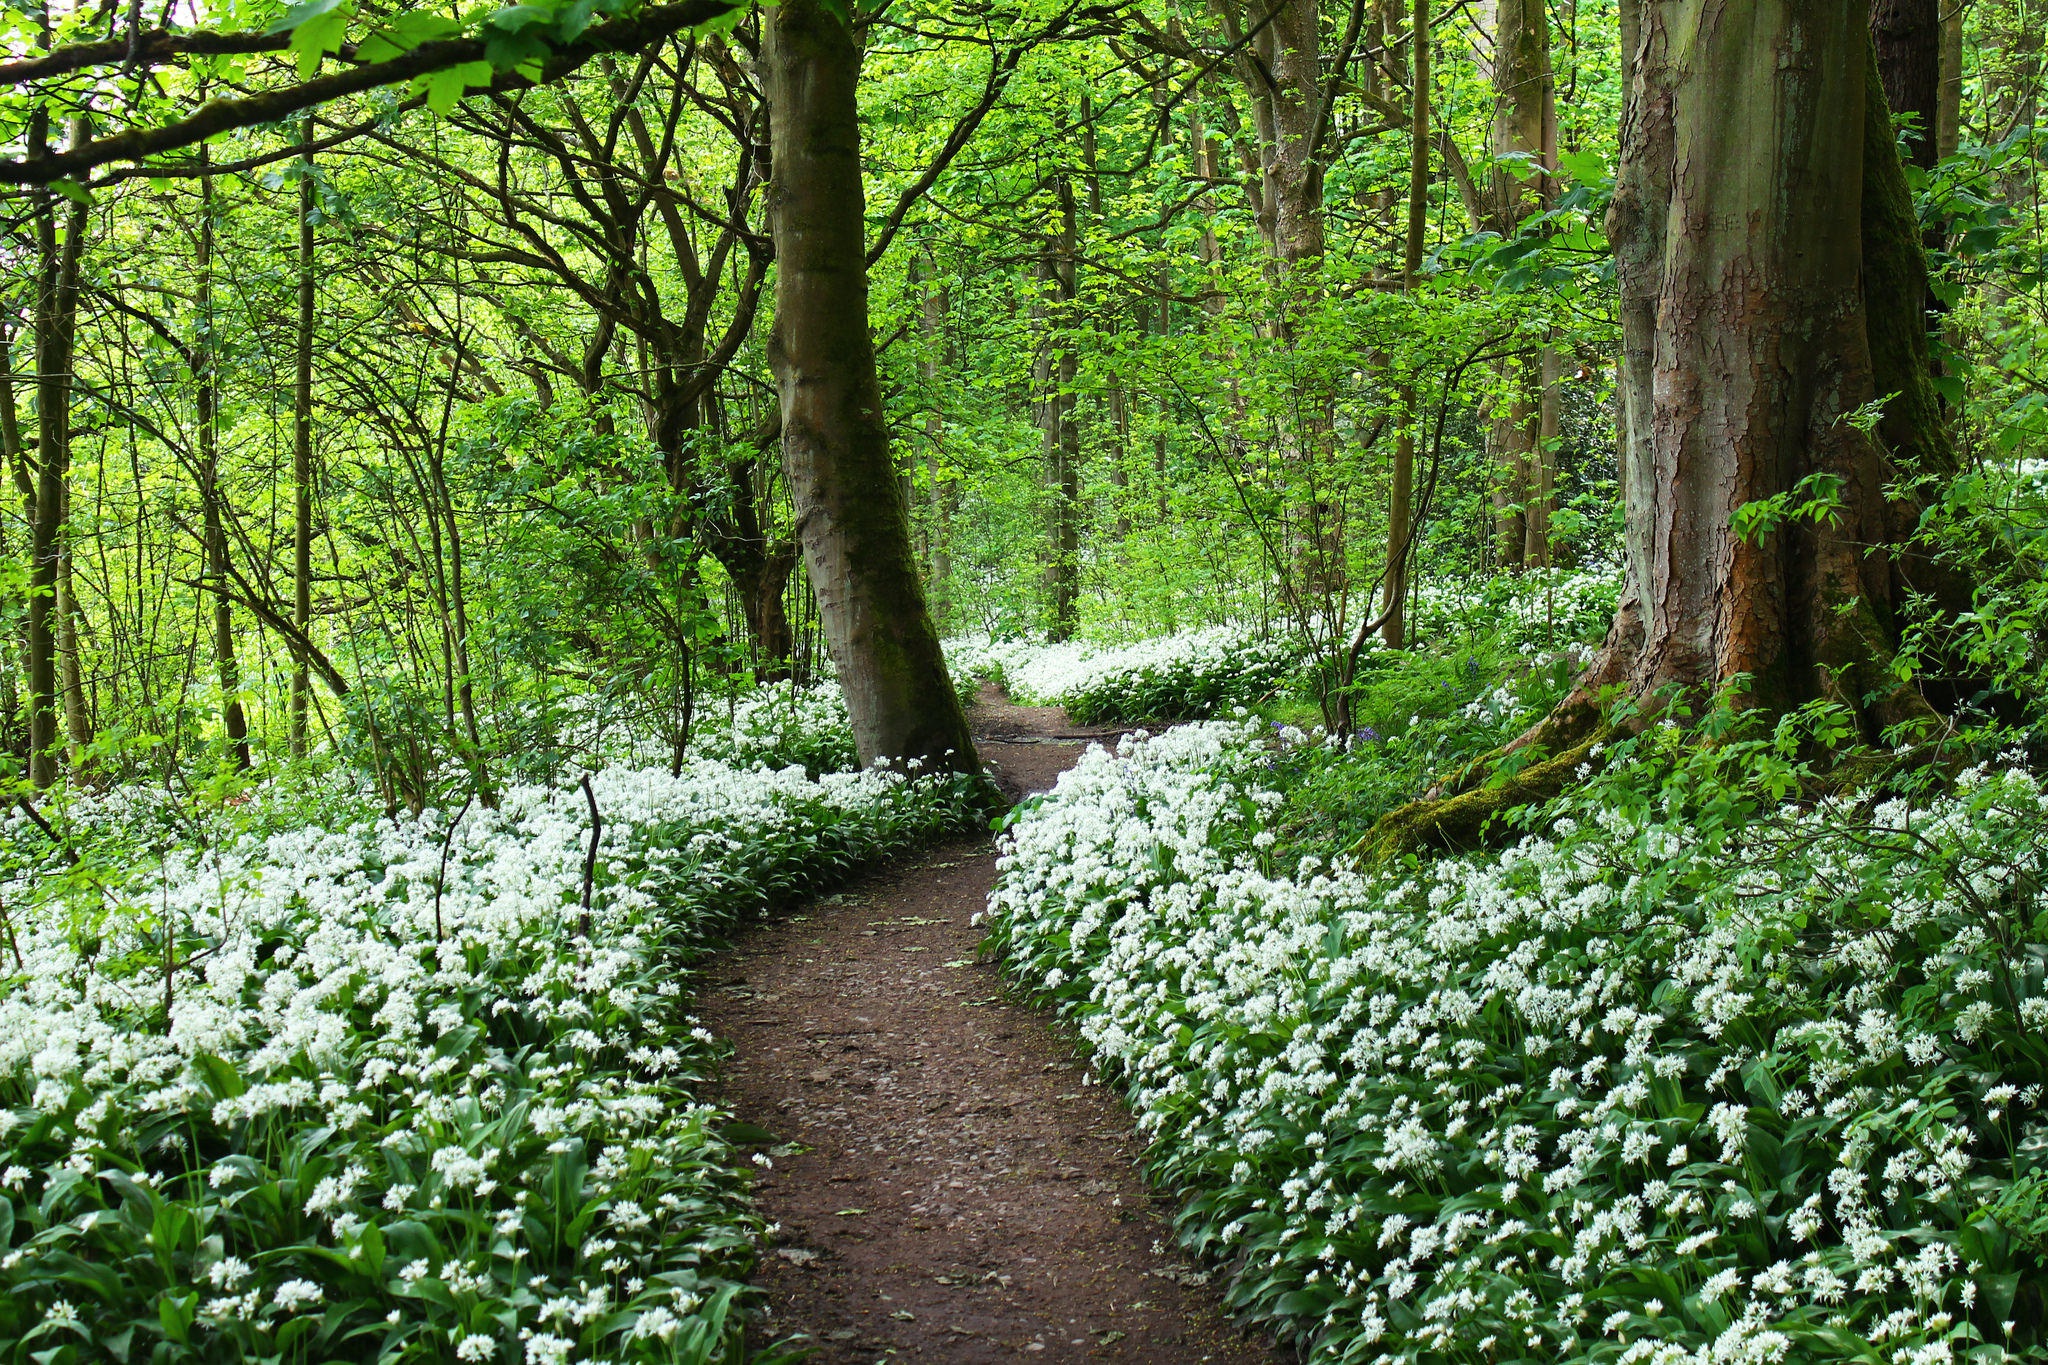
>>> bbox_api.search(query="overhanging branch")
[0,0,745,186]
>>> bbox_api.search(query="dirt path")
[700,695,1278,1363]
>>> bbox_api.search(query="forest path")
[698,692,1278,1364]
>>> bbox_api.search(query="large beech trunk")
[1596,0,1945,729]
[763,0,979,775]
[1368,0,1961,856]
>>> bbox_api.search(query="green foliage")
[988,710,2048,1362]
[0,741,985,1362]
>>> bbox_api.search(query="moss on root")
[1352,728,1608,867]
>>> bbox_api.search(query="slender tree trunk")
[764,0,979,774]
[1526,344,1561,567]
[1382,0,1429,648]
[27,143,87,789]
[0,319,23,763]
[1485,0,1557,567]
[1048,175,1082,640]
[1936,0,1964,159]
[1490,376,1533,570]
[197,167,251,771]
[1155,283,1171,525]
[918,259,956,621]
[291,114,315,758]
[55,509,89,766]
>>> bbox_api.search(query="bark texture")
[1870,0,1941,166]
[764,0,979,775]
[1366,0,1961,858]
[1217,0,1326,267]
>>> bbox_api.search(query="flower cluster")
[986,722,2048,1362]
[1419,564,1622,655]
[691,681,857,774]
[949,626,1306,724]
[558,679,857,776]
[0,753,980,1363]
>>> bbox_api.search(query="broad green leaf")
[416,60,497,114]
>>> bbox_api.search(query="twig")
[0,897,22,972]
[433,796,475,946]
[14,795,78,866]
[579,774,602,940]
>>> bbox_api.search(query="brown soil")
[700,692,1282,1364]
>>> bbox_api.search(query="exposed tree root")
[1354,726,1607,865]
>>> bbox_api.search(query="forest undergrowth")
[973,571,2048,1364]
[0,697,981,1363]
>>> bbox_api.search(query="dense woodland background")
[18,0,2023,797]
[4,0,2048,1359]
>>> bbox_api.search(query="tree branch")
[1,0,745,186]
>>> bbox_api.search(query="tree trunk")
[1219,0,1326,268]
[1490,376,1532,571]
[0,319,23,765]
[1870,0,1941,167]
[291,114,315,758]
[1047,175,1082,641]
[1525,344,1560,568]
[1602,2,1945,725]
[1367,0,1960,857]
[27,152,87,789]
[55,513,90,766]
[197,166,252,771]
[764,0,979,775]
[918,259,956,622]
[1381,0,1429,649]
[1484,0,1556,569]
[1936,0,1963,159]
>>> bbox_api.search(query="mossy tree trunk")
[1367,0,1963,857]
[764,0,980,775]
[26,147,86,789]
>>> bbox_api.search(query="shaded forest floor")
[698,692,1279,1362]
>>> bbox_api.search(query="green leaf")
[157,1292,197,1346]
[485,4,560,35]
[416,60,497,114]
[1556,148,1610,186]
[357,10,461,61]
[273,0,353,79]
